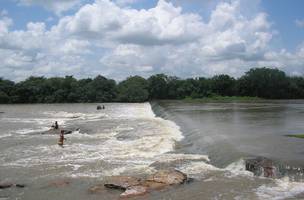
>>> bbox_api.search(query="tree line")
[1,67,304,103]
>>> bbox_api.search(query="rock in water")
[102,170,187,198]
[88,184,105,194]
[104,176,141,190]
[245,157,275,178]
[15,184,25,188]
[0,183,25,189]
[120,186,147,198]
[49,179,70,187]
[0,183,13,189]
[146,170,187,185]
[141,180,168,190]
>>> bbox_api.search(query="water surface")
[0,101,304,199]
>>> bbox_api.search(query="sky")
[0,0,304,81]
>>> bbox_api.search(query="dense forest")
[1,67,304,103]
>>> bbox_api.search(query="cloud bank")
[1,0,304,81]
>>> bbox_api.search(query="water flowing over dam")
[1,101,304,199]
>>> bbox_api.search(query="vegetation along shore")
[1,67,304,104]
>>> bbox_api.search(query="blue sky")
[0,0,304,81]
[262,0,304,51]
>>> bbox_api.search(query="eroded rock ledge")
[99,169,188,198]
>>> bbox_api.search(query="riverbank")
[286,134,304,139]
[183,96,263,103]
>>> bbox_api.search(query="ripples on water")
[0,102,304,199]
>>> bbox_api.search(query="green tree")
[87,75,117,102]
[167,76,183,99]
[287,77,304,99]
[148,74,169,99]
[117,76,149,102]
[176,78,199,99]
[0,78,15,103]
[0,91,9,103]
[211,74,236,96]
[238,67,289,99]
[197,77,212,97]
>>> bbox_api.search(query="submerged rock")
[41,129,73,135]
[0,183,13,189]
[0,183,25,189]
[146,170,187,185]
[120,186,147,198]
[49,179,70,187]
[141,180,168,190]
[15,184,25,188]
[88,184,105,194]
[102,170,188,198]
[104,176,141,190]
[245,157,275,178]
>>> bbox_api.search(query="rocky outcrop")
[48,179,70,187]
[41,129,73,135]
[245,157,275,178]
[120,185,148,198]
[104,176,141,190]
[88,184,105,194]
[146,170,187,185]
[0,183,25,189]
[0,183,13,189]
[103,169,188,198]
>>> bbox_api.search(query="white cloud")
[17,0,83,15]
[54,0,204,46]
[295,19,304,28]
[1,0,304,81]
[0,16,13,35]
[115,0,139,6]
[0,10,9,16]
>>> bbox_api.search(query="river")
[1,101,304,199]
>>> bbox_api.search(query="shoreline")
[3,98,304,105]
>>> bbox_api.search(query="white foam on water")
[14,127,50,135]
[3,110,108,137]
[0,133,12,139]
[225,159,254,177]
[112,103,156,119]
[2,117,64,125]
[154,153,210,162]
[2,117,68,137]
[256,177,304,200]
[177,161,219,176]
[68,130,94,138]
[0,103,206,179]
[43,111,107,121]
[0,103,241,181]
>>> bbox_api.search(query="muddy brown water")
[1,101,304,199]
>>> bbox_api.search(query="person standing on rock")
[58,130,66,147]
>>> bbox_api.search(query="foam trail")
[0,133,12,139]
[225,159,254,177]
[256,177,304,200]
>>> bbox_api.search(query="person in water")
[58,130,66,147]
[51,121,59,129]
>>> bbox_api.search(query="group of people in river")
[96,105,105,110]
[51,121,66,147]
[51,105,105,147]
